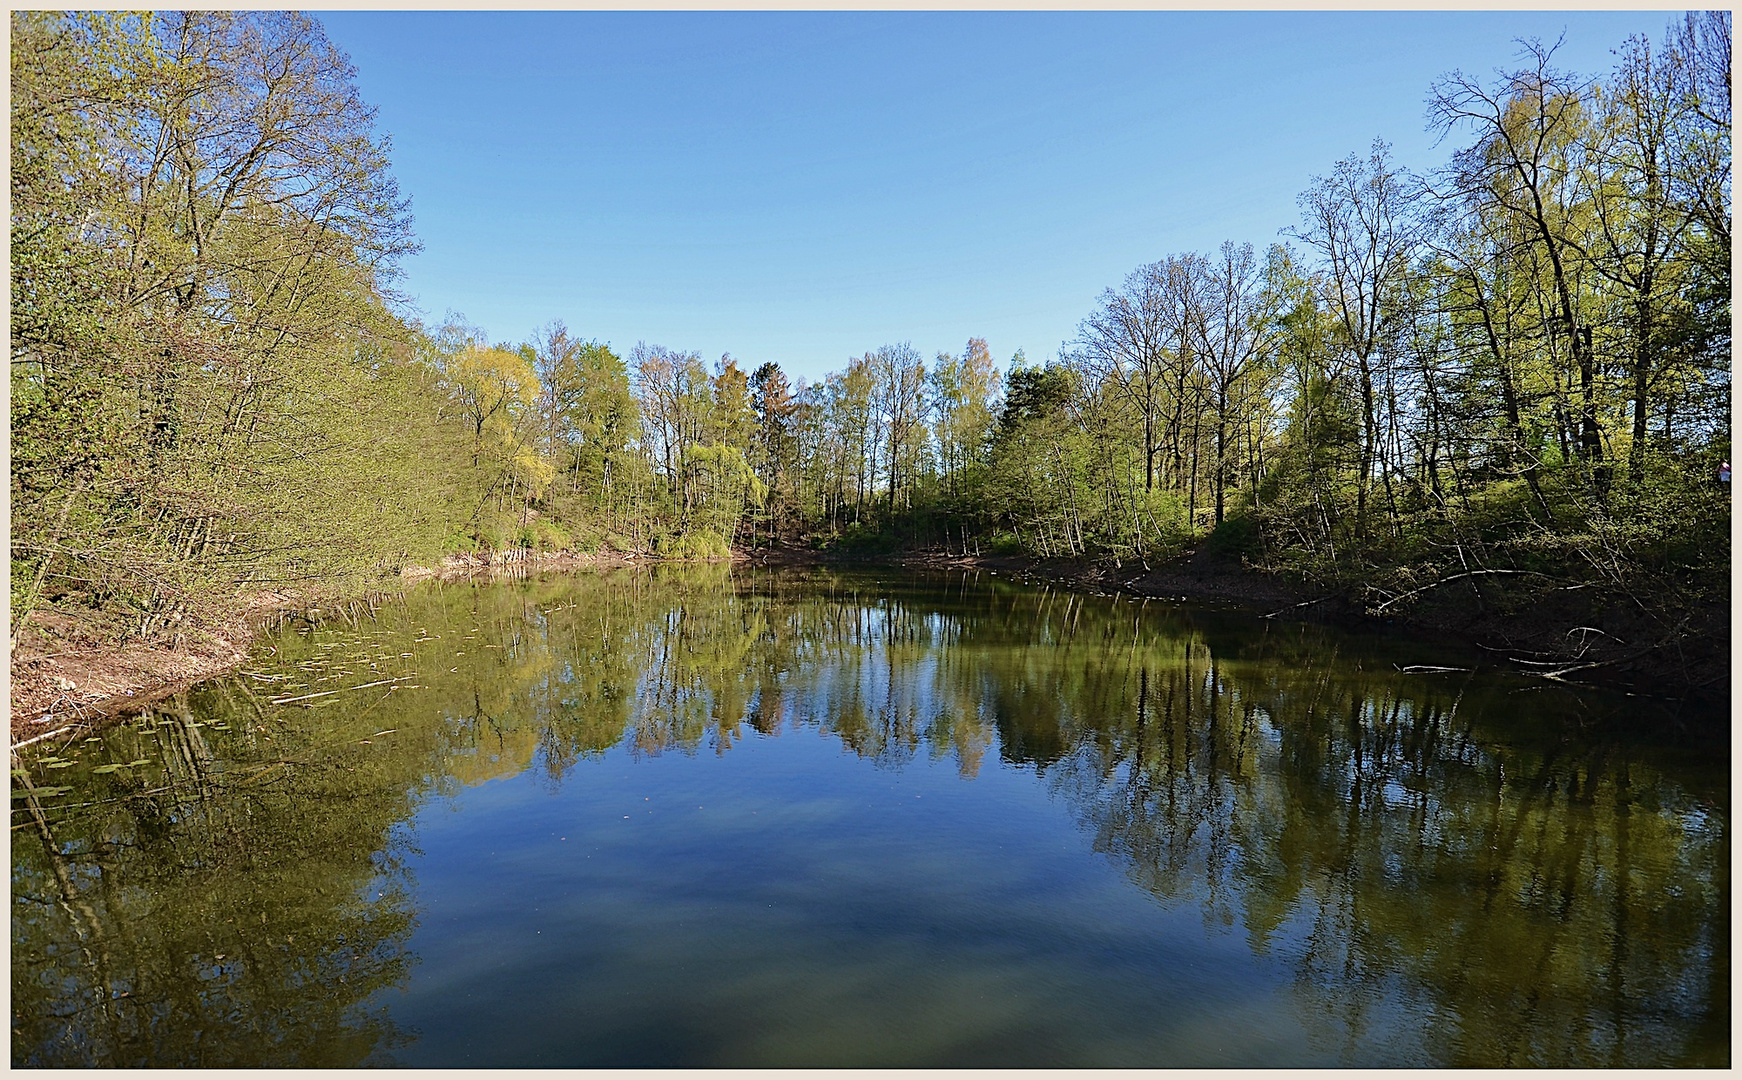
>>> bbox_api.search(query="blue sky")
[321,11,1682,385]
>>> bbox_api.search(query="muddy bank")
[735,545,837,569]
[9,593,291,749]
[900,548,1322,612]
[9,550,647,748]
[9,545,823,745]
[408,548,646,581]
[895,547,1728,707]
[679,542,1727,704]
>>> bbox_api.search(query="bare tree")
[632,343,708,511]
[872,343,928,513]
[1427,42,1606,479]
[1666,10,1731,259]
[1074,261,1176,492]
[1290,139,1420,526]
[1200,241,1278,525]
[1588,34,1701,483]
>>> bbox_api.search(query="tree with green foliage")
[749,362,798,535]
[11,10,452,644]
[930,338,1001,506]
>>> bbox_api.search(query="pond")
[10,566,1729,1067]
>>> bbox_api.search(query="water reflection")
[1041,655,1728,1066]
[11,566,1728,1066]
[12,702,419,1066]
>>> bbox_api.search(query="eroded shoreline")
[9,551,648,747]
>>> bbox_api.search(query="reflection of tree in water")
[12,567,1727,1067]
[625,568,1724,1065]
[1015,614,1728,1068]
[12,701,420,1066]
[369,566,1733,1066]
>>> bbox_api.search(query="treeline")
[978,21,1733,647]
[10,10,1730,650]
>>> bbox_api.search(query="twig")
[268,675,414,705]
[10,713,97,753]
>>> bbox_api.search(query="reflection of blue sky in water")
[389,732,1345,1067]
[11,567,1728,1066]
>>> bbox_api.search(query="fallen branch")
[11,721,93,753]
[268,675,414,705]
[1263,595,1334,619]
[1507,638,1675,681]
[1370,569,1544,613]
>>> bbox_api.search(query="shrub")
[1202,512,1260,559]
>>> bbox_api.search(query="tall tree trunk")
[1628,293,1654,485]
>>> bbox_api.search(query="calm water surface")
[11,567,1729,1067]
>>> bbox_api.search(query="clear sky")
[320,10,1683,385]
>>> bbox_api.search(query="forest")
[10,10,1731,676]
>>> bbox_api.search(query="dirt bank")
[10,593,290,749]
[896,547,1729,706]
[735,545,836,569]
[900,547,1325,612]
[9,549,647,749]
[9,545,824,746]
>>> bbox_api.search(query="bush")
[442,529,481,555]
[833,521,899,554]
[1202,512,1260,559]
[529,519,573,552]
[653,530,731,559]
